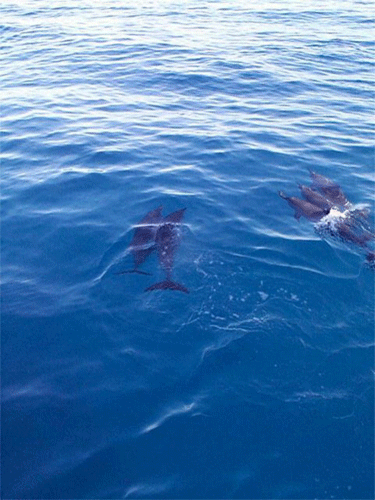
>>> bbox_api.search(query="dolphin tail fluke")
[116,268,152,276]
[145,280,189,293]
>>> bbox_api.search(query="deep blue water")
[1,1,374,499]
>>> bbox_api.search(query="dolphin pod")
[280,171,374,266]
[279,170,351,222]
[117,172,373,293]
[118,206,189,293]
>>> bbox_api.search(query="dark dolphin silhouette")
[298,184,333,211]
[280,173,374,268]
[336,220,374,248]
[325,217,375,268]
[309,170,337,188]
[366,251,375,267]
[279,191,330,222]
[309,170,349,207]
[145,208,189,293]
[117,205,163,275]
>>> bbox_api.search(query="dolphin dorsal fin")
[164,208,186,224]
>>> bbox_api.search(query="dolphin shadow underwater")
[116,205,163,276]
[145,208,189,294]
[280,171,375,267]
[118,206,189,293]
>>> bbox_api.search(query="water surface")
[1,1,374,498]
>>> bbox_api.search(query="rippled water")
[2,1,374,498]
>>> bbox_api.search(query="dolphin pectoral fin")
[116,269,152,276]
[294,211,301,221]
[145,280,189,293]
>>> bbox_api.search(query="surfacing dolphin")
[117,205,163,275]
[145,208,189,293]
[309,170,349,208]
[298,184,333,211]
[279,191,330,222]
[308,170,338,188]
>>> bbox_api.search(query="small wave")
[15,445,101,498]
[123,477,176,499]
[140,396,203,435]
[285,389,350,403]
[2,380,50,402]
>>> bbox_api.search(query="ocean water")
[1,0,374,498]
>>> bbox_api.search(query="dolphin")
[315,208,375,268]
[145,208,189,293]
[320,185,349,208]
[279,191,330,222]
[336,221,374,248]
[298,184,333,211]
[309,170,338,188]
[117,205,163,275]
[309,170,349,207]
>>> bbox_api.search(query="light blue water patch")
[1,1,374,499]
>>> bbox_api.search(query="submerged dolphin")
[366,251,375,267]
[279,191,330,222]
[298,184,333,211]
[309,170,349,207]
[117,205,163,275]
[336,220,374,248]
[317,214,375,268]
[145,208,189,293]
